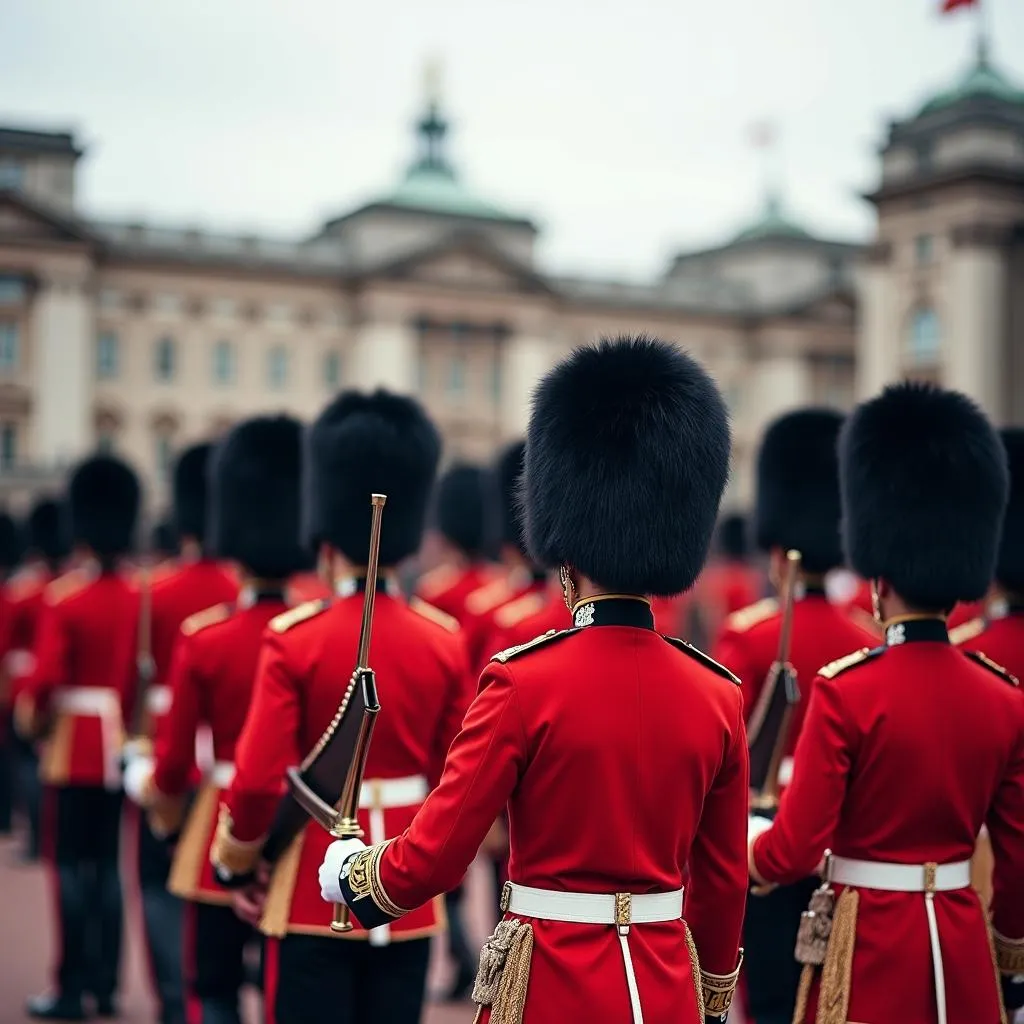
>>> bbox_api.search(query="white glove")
[123,755,154,806]
[318,837,367,903]
[748,814,773,843]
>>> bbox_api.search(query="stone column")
[349,321,417,393]
[32,274,91,467]
[948,224,1009,421]
[747,355,812,434]
[500,334,551,438]
[855,242,897,400]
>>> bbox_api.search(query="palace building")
[0,45,1020,515]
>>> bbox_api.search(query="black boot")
[26,992,86,1021]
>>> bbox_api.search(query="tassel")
[259,832,305,938]
[471,919,534,1024]
[816,888,858,1024]
[167,783,218,901]
[986,924,1009,1024]
[791,965,814,1024]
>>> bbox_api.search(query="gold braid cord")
[791,966,814,1024]
[471,918,534,1024]
[684,923,706,1019]
[699,951,744,1018]
[994,929,1024,975]
[814,887,858,1024]
[987,927,1010,1024]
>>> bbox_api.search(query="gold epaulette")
[465,578,515,617]
[964,650,1019,687]
[491,628,576,664]
[415,564,459,600]
[493,590,547,630]
[409,596,459,633]
[269,599,329,634]
[181,602,233,637]
[723,597,778,634]
[44,569,88,606]
[661,635,740,685]
[818,646,881,680]
[949,617,986,646]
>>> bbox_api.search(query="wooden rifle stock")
[747,550,802,809]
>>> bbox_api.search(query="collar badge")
[886,622,906,646]
[574,603,595,628]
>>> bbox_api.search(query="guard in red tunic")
[130,416,310,1024]
[417,462,495,624]
[749,382,1024,1024]
[0,512,23,836]
[321,335,748,1024]
[19,456,142,1020]
[210,389,473,1024]
[693,514,763,646]
[125,443,238,1024]
[711,409,877,1024]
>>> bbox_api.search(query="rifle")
[261,493,387,933]
[747,549,802,811]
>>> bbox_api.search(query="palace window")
[323,350,341,389]
[0,322,19,372]
[0,423,17,468]
[915,235,934,267]
[212,340,236,385]
[446,352,466,399]
[155,434,173,481]
[906,307,941,367]
[96,331,119,379]
[0,160,23,190]
[0,276,25,305]
[268,346,288,390]
[154,336,177,382]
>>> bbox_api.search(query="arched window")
[212,340,236,385]
[267,346,288,391]
[96,331,119,379]
[154,336,177,382]
[906,307,941,367]
[323,350,341,389]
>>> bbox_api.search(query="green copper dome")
[733,192,812,243]
[919,46,1024,115]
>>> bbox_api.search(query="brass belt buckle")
[923,862,937,895]
[499,881,512,914]
[615,892,631,936]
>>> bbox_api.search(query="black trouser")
[444,887,476,986]
[13,729,42,857]
[185,902,255,1024]
[271,934,430,1024]
[0,717,13,832]
[742,876,818,1024]
[136,810,186,1024]
[45,786,123,1002]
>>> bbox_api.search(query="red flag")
[941,0,978,12]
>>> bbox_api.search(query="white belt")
[778,756,794,787]
[358,774,429,947]
[146,685,172,716]
[53,688,122,791]
[358,774,428,810]
[504,882,684,1024]
[210,761,235,788]
[831,856,971,1024]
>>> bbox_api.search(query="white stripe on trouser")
[830,856,971,1024]
[357,775,428,947]
[504,883,686,1024]
[53,688,123,791]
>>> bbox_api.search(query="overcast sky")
[2,0,1022,278]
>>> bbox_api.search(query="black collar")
[335,576,398,598]
[802,584,828,599]
[571,596,655,630]
[884,617,949,646]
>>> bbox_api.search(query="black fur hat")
[434,463,488,558]
[755,409,844,575]
[717,513,749,560]
[523,334,730,596]
[840,382,1007,610]
[0,512,21,570]
[995,429,1024,592]
[304,389,441,566]
[210,415,309,578]
[151,519,179,558]
[27,499,69,563]
[173,444,213,543]
[68,455,141,557]
[492,441,528,556]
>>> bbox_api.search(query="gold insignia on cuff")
[994,929,1024,975]
[345,840,410,919]
[700,950,744,1019]
[208,804,264,877]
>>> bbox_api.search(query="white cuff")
[319,838,366,903]
[123,755,154,805]
[748,814,773,843]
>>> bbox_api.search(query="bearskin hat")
[489,440,528,557]
[840,382,1007,610]
[151,519,179,558]
[27,499,69,563]
[172,444,213,543]
[523,334,730,596]
[0,511,21,570]
[754,409,844,575]
[997,429,1024,593]
[434,463,488,558]
[210,415,309,578]
[717,513,749,560]
[68,455,141,557]
[304,389,441,566]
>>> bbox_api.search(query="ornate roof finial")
[423,56,443,108]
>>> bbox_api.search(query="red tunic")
[152,591,288,904]
[954,608,1024,681]
[947,599,990,630]
[284,573,331,605]
[462,572,548,676]
[694,561,763,640]
[415,562,496,626]
[355,605,747,1022]
[25,567,141,788]
[221,586,473,939]
[6,566,54,705]
[752,624,1024,1024]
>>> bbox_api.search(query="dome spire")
[411,57,453,177]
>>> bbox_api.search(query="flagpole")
[976,0,989,63]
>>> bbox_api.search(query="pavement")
[0,833,490,1024]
